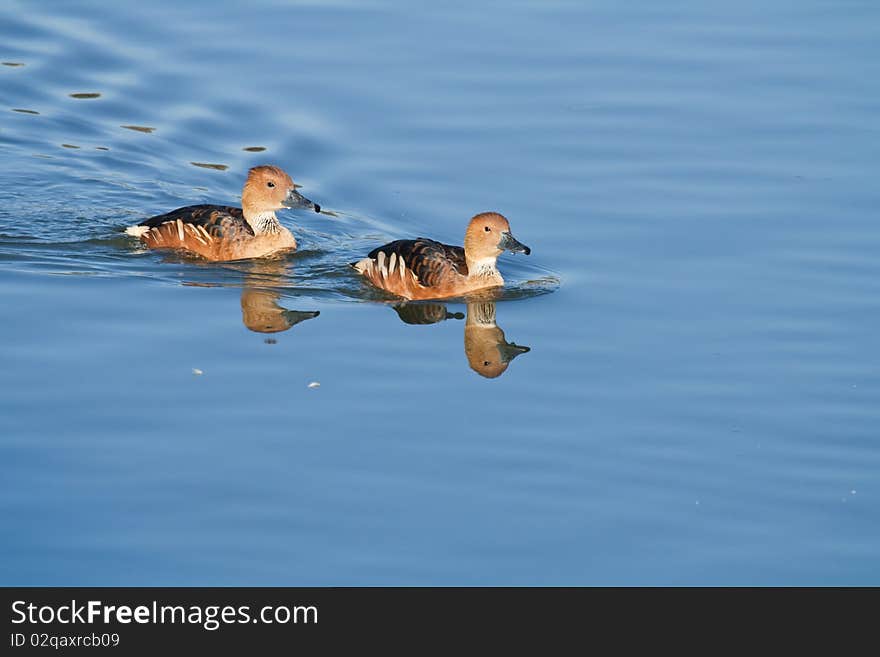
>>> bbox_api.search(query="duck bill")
[283,189,322,213]
[282,309,320,328]
[498,342,530,363]
[498,231,531,255]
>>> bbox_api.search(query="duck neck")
[244,210,282,235]
[466,254,502,282]
[466,302,497,327]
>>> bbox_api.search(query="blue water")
[1,0,879,585]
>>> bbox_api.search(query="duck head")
[464,301,530,378]
[241,165,320,217]
[463,212,530,271]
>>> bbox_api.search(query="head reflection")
[463,301,530,378]
[392,300,530,378]
[175,255,319,340]
[240,288,319,334]
[238,260,319,338]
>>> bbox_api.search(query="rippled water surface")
[2,0,879,585]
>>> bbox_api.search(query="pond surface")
[1,0,879,585]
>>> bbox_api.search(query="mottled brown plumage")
[127,165,320,261]
[353,212,530,300]
[136,205,258,260]
[371,238,466,285]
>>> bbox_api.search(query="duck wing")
[137,204,254,239]
[366,238,468,288]
[130,204,255,258]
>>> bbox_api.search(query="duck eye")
[484,226,491,232]
[266,181,275,188]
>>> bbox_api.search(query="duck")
[126,165,321,261]
[352,212,530,300]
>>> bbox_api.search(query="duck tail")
[125,225,150,238]
[350,258,371,273]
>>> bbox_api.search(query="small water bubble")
[192,368,203,376]
[307,381,320,389]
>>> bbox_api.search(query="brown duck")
[126,165,321,261]
[352,212,530,300]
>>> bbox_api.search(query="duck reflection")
[464,301,530,378]
[392,300,530,378]
[238,260,319,339]
[393,303,463,325]
[240,288,318,335]
[177,256,319,340]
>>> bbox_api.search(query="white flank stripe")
[187,224,207,245]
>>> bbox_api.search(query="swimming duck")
[352,212,530,300]
[126,165,321,261]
